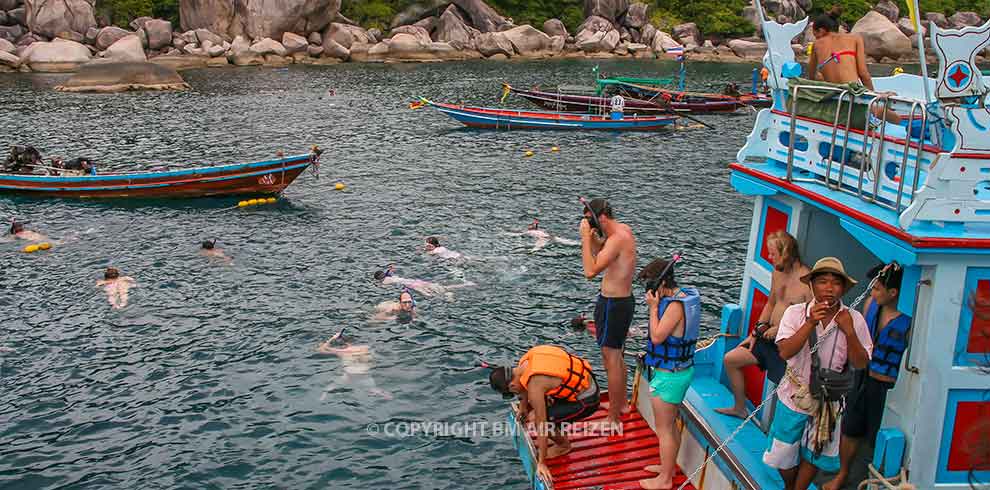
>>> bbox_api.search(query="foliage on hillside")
[102,0,987,37]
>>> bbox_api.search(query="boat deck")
[534,395,696,490]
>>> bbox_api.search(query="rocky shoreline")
[0,0,987,75]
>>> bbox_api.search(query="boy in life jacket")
[763,257,872,490]
[489,345,600,483]
[638,256,702,490]
[822,262,910,490]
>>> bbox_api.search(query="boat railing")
[783,84,929,214]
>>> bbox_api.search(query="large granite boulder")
[852,11,912,61]
[413,15,437,33]
[640,24,656,46]
[193,27,223,45]
[896,17,925,37]
[672,22,700,48]
[104,34,146,61]
[873,0,898,23]
[501,24,551,55]
[250,37,286,56]
[0,25,25,43]
[323,22,356,48]
[95,26,130,50]
[763,0,806,22]
[924,12,949,28]
[0,0,17,11]
[144,19,172,50]
[23,0,96,39]
[8,6,26,26]
[0,50,19,68]
[727,38,766,59]
[322,37,348,59]
[543,18,567,38]
[129,16,153,30]
[651,30,681,53]
[474,31,512,57]
[391,24,432,44]
[180,0,340,41]
[585,0,628,25]
[435,4,472,44]
[949,12,983,29]
[227,35,262,65]
[0,38,14,53]
[390,0,511,33]
[578,15,614,33]
[576,28,619,52]
[56,61,189,92]
[20,37,90,71]
[622,2,648,28]
[282,31,307,53]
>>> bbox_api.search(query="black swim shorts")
[594,294,635,349]
[547,375,601,425]
[752,337,787,384]
[842,370,894,441]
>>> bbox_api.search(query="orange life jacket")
[518,345,593,402]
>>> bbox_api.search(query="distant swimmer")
[96,267,136,309]
[508,219,579,253]
[200,238,232,264]
[373,265,473,297]
[425,236,463,260]
[317,329,390,400]
[373,288,417,323]
[8,219,46,242]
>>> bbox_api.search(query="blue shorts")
[762,400,840,472]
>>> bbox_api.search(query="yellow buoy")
[266,197,277,204]
[238,200,249,207]
[248,198,259,205]
[335,182,345,191]
[524,150,534,157]
[38,242,51,250]
[551,146,559,152]
[23,244,39,253]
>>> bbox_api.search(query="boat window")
[974,181,990,202]
[778,131,809,151]
[818,142,869,172]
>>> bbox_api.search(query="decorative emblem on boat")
[258,174,276,185]
[946,62,972,91]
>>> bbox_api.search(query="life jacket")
[645,288,701,372]
[865,301,911,381]
[518,345,594,402]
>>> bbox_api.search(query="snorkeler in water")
[317,329,391,400]
[507,218,580,253]
[8,219,46,242]
[424,236,463,260]
[200,238,232,264]
[373,264,474,297]
[373,289,417,323]
[95,267,136,309]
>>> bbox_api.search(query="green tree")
[96,0,153,28]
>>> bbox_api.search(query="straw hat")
[801,257,858,290]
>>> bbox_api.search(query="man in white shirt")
[763,257,872,490]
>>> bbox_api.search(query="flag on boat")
[666,46,684,56]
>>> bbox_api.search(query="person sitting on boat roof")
[763,257,872,490]
[8,219,47,242]
[372,288,417,323]
[424,236,462,260]
[638,256,701,490]
[488,345,600,483]
[807,7,900,124]
[822,262,911,490]
[717,231,811,419]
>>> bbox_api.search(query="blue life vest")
[645,288,701,372]
[865,301,911,380]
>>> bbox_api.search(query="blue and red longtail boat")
[419,99,679,131]
[0,148,321,199]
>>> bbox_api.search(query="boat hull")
[606,82,773,113]
[427,101,677,131]
[0,154,314,198]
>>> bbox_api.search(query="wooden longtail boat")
[0,150,320,198]
[506,84,677,117]
[604,80,773,113]
[421,99,678,131]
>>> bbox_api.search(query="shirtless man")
[807,7,900,124]
[716,231,811,418]
[317,330,390,400]
[373,265,473,297]
[424,237,463,260]
[8,220,46,242]
[580,198,637,426]
[200,239,232,264]
[96,267,136,310]
[373,289,417,323]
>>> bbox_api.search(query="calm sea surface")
[0,59,764,489]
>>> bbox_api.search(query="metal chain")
[675,278,878,490]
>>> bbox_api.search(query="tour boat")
[511,9,990,490]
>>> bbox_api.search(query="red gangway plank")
[524,393,695,490]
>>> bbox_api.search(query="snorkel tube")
[578,196,602,236]
[646,253,683,294]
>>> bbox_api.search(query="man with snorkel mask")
[579,197,637,428]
